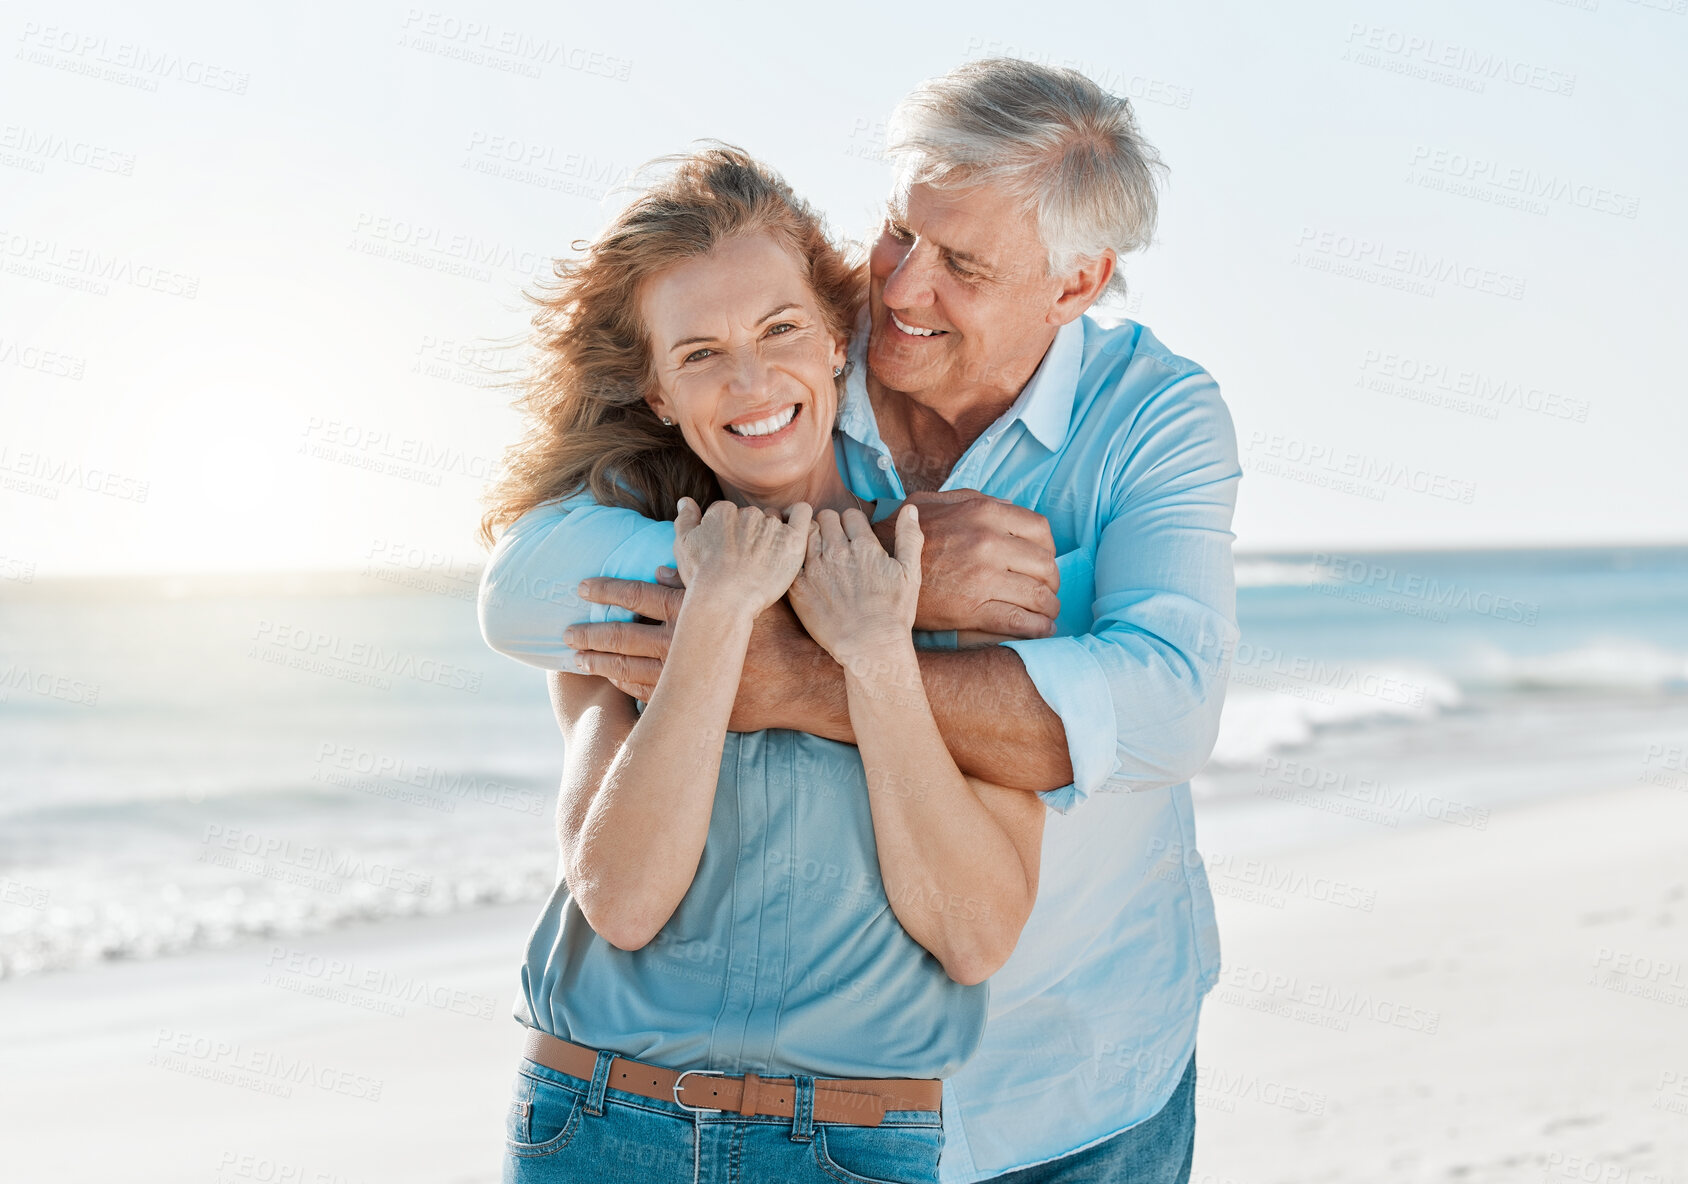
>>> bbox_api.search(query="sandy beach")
[0,901,536,1184]
[1190,778,1688,1184]
[3,778,1684,1184]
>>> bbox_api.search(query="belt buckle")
[672,1068,727,1114]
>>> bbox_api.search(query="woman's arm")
[789,506,1046,986]
[548,497,810,951]
[842,640,1046,985]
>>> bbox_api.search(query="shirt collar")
[835,307,1083,455]
[835,305,887,452]
[999,316,1083,452]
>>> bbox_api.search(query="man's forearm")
[775,641,1072,793]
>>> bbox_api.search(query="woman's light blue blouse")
[512,690,989,1078]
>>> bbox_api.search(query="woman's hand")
[788,504,922,664]
[672,496,811,619]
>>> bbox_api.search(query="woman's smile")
[724,401,802,445]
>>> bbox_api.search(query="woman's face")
[640,231,847,505]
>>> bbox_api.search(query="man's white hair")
[885,57,1166,301]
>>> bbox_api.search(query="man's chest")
[842,432,1096,555]
[897,458,950,495]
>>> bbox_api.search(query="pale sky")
[3,0,1684,576]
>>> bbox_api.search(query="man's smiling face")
[866,180,1067,407]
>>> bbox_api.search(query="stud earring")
[833,365,844,377]
[661,416,673,425]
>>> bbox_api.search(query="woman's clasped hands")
[672,497,924,666]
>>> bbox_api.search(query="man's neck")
[865,379,999,493]
[868,336,1057,494]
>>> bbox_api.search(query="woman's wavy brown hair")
[479,143,865,546]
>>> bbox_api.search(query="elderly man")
[480,58,1240,1184]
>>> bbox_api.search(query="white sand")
[0,902,536,1184]
[1189,780,1688,1184]
[3,782,1684,1184]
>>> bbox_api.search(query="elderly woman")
[479,146,1046,1183]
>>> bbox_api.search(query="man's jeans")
[502,1051,944,1183]
[986,1049,1196,1184]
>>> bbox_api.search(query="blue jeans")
[501,1051,945,1183]
[985,1048,1196,1184]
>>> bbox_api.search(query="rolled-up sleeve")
[1001,372,1241,814]
[478,493,677,671]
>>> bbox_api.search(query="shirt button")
[876,455,892,470]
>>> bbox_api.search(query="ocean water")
[1196,545,1688,854]
[1,546,1684,979]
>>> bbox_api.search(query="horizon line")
[4,537,1686,593]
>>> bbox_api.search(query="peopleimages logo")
[1295,227,1525,301]
[1343,23,1576,97]
[1148,838,1378,912]
[397,10,633,81]
[150,1029,382,1101]
[1408,145,1639,219]
[1217,963,1442,1035]
[311,741,543,816]
[0,661,100,707]
[460,131,633,198]
[346,213,550,285]
[1257,757,1491,831]
[0,229,200,298]
[0,335,86,380]
[262,946,496,1020]
[299,417,503,486]
[1243,431,1478,504]
[0,447,149,503]
[1310,553,1541,625]
[1356,349,1590,423]
[0,124,136,175]
[199,824,434,896]
[16,23,251,94]
[249,619,484,694]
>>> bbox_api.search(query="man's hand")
[568,568,832,733]
[871,489,1060,637]
[562,574,679,701]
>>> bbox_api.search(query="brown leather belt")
[520,1027,941,1128]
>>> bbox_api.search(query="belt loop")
[584,1049,616,1116]
[738,1071,761,1117]
[788,1075,815,1143]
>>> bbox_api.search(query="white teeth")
[725,404,798,437]
[891,312,941,337]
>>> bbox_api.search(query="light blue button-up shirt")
[515,723,990,1080]
[479,313,1240,1181]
